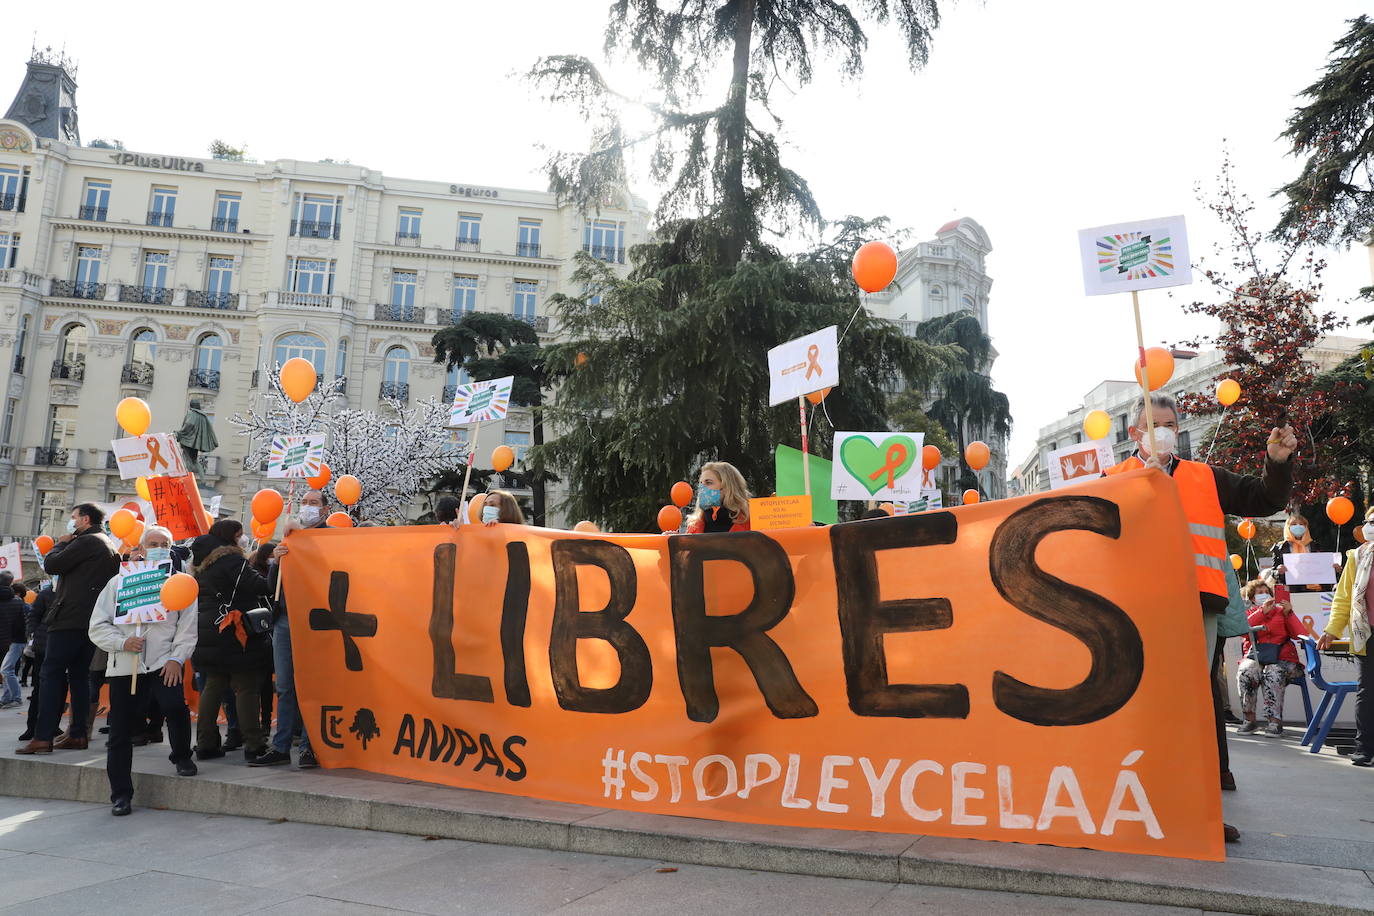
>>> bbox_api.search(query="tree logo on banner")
[449,376,514,425]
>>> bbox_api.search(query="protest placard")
[267,434,326,479]
[449,376,514,425]
[831,431,925,501]
[767,326,838,406]
[1078,215,1192,296]
[0,542,20,578]
[894,489,943,515]
[1046,440,1116,490]
[110,434,188,479]
[1283,551,1342,586]
[112,560,170,625]
[775,445,836,524]
[748,495,813,531]
[146,474,209,540]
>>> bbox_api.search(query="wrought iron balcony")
[291,219,340,240]
[210,216,238,233]
[374,303,423,324]
[396,231,421,247]
[79,205,108,221]
[379,381,410,402]
[11,355,23,375]
[50,279,105,300]
[0,192,22,212]
[335,375,347,394]
[120,285,172,305]
[188,368,221,390]
[187,290,236,310]
[442,384,456,403]
[146,210,174,227]
[50,359,84,382]
[250,369,260,389]
[515,313,551,333]
[34,447,72,467]
[584,244,625,263]
[455,237,481,252]
[105,450,119,470]
[517,242,542,258]
[120,363,155,386]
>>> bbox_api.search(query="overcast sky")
[7,1,1370,466]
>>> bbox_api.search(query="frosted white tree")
[228,367,463,523]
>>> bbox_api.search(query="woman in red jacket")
[1235,580,1307,737]
[685,462,751,534]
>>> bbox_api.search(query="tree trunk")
[532,396,547,526]
[719,0,756,266]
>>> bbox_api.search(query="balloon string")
[1203,405,1228,463]
[839,291,867,343]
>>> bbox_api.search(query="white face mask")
[65,519,77,534]
[1252,592,1271,605]
[298,505,322,525]
[1363,523,1374,542]
[145,547,172,565]
[1137,426,1177,459]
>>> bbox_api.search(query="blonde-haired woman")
[686,461,751,533]
[1318,505,1374,766]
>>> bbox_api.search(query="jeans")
[25,652,43,734]
[1203,612,1229,775]
[197,670,267,756]
[106,672,192,803]
[35,630,95,741]
[1,642,22,704]
[270,614,311,755]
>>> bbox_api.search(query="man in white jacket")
[88,525,198,816]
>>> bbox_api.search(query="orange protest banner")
[283,469,1222,861]
[748,495,813,531]
[146,473,209,541]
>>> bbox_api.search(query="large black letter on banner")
[429,543,493,702]
[668,532,817,723]
[549,539,652,713]
[830,513,968,718]
[988,495,1144,725]
[500,542,532,707]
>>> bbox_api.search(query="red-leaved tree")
[1174,155,1348,505]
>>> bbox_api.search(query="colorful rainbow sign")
[449,376,514,425]
[1078,215,1192,295]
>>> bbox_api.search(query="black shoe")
[297,748,319,769]
[131,735,149,747]
[1223,711,1242,725]
[1352,754,1373,768]
[223,729,244,752]
[175,759,198,777]
[248,749,291,767]
[1220,770,1236,791]
[1223,823,1239,843]
[144,732,164,744]
[111,798,132,817]
[17,730,32,742]
[98,726,110,735]
[195,747,225,761]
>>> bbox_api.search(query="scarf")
[217,609,248,649]
[1348,544,1372,654]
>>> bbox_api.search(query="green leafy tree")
[432,312,554,524]
[209,139,247,161]
[887,389,956,456]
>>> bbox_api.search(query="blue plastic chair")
[1299,637,1358,754]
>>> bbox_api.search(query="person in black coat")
[19,583,54,741]
[191,519,274,760]
[0,573,25,708]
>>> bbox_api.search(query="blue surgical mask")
[145,547,172,566]
[65,519,76,534]
[481,505,501,524]
[698,486,722,509]
[1289,524,1306,538]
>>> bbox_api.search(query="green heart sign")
[839,435,918,496]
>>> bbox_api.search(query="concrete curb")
[1,754,1368,916]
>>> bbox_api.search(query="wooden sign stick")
[130,623,141,693]
[798,396,811,496]
[1130,290,1160,460]
[460,422,483,509]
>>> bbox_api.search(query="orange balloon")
[964,441,990,472]
[851,241,898,293]
[279,357,318,403]
[109,509,137,540]
[1326,496,1354,526]
[35,535,54,554]
[1356,525,1368,545]
[135,476,152,501]
[326,511,354,528]
[922,445,942,471]
[159,572,198,611]
[122,501,144,523]
[127,520,144,546]
[657,505,682,533]
[1216,378,1241,407]
[575,352,588,368]
[806,387,832,406]
[962,489,980,505]
[467,492,487,525]
[251,488,284,523]
[24,591,37,605]
[1237,519,1256,540]
[115,396,152,437]
[670,481,693,508]
[251,518,276,540]
[879,503,895,516]
[573,520,600,533]
[491,445,515,473]
[1132,347,1175,392]
[308,463,332,490]
[334,474,362,507]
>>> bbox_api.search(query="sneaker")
[1352,754,1373,768]
[1236,720,1261,735]
[248,749,291,767]
[297,748,319,769]
[1263,722,1283,737]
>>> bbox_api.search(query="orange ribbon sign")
[867,442,909,489]
[145,436,169,472]
[283,469,1223,861]
[805,344,822,379]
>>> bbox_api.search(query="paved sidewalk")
[1,708,1369,915]
[0,796,1245,915]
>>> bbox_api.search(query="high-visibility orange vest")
[1104,455,1229,600]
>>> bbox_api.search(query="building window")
[335,337,348,379]
[517,219,541,257]
[391,270,418,307]
[930,285,944,297]
[213,192,241,232]
[288,257,335,295]
[457,213,481,248]
[75,245,102,292]
[452,275,477,315]
[503,430,531,463]
[397,207,422,241]
[0,165,26,212]
[1,397,17,444]
[0,231,17,268]
[384,347,410,386]
[513,280,537,323]
[206,256,234,305]
[583,219,624,262]
[962,294,976,312]
[195,333,223,374]
[148,186,176,226]
[59,324,88,367]
[291,193,341,239]
[142,251,170,290]
[81,179,110,221]
[47,404,78,449]
[14,315,28,373]
[128,328,157,368]
[444,363,469,394]
[1116,413,1129,442]
[1177,430,1192,461]
[38,490,68,538]
[274,333,326,372]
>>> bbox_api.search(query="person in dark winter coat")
[19,583,54,741]
[191,519,274,760]
[0,573,25,708]
[18,504,120,755]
